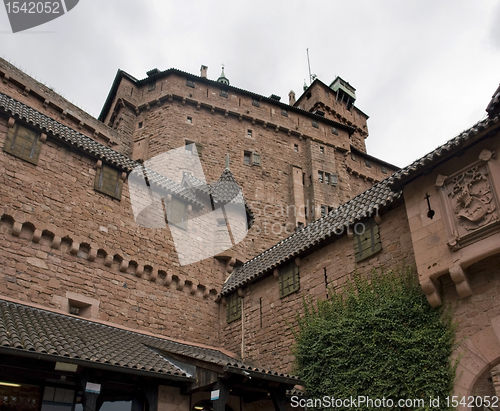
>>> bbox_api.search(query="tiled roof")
[0,92,200,206]
[0,300,300,383]
[486,84,500,117]
[211,168,246,205]
[221,178,400,296]
[388,114,500,187]
[221,111,500,297]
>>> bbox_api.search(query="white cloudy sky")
[1,0,499,168]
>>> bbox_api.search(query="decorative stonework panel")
[438,151,500,249]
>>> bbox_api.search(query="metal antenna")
[307,48,312,85]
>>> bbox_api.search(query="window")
[186,79,195,88]
[354,218,382,262]
[318,171,324,183]
[321,205,327,217]
[294,144,299,153]
[325,172,330,184]
[381,166,388,174]
[312,120,319,129]
[320,146,324,154]
[42,387,75,411]
[351,152,357,161]
[281,109,288,117]
[247,129,253,138]
[148,81,156,91]
[3,123,42,165]
[226,292,242,323]
[186,141,203,156]
[138,121,143,129]
[331,127,338,135]
[279,261,299,298]
[330,174,338,186]
[94,164,123,200]
[220,89,228,98]
[168,197,188,229]
[187,116,192,124]
[244,151,251,165]
[252,99,260,107]
[365,159,372,168]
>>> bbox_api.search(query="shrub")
[294,269,455,410]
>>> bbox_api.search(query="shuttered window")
[3,123,42,165]
[279,262,299,298]
[226,292,242,323]
[354,218,382,262]
[94,164,123,200]
[168,197,187,229]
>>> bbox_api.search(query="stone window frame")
[279,261,300,298]
[94,162,124,201]
[220,89,228,98]
[3,121,43,165]
[331,127,338,135]
[312,120,319,129]
[226,292,242,323]
[318,171,324,183]
[330,173,338,186]
[252,99,260,107]
[246,129,253,138]
[294,144,299,153]
[148,80,156,91]
[243,151,261,166]
[186,79,195,88]
[354,218,382,262]
[281,109,288,117]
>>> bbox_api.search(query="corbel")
[104,255,113,267]
[119,260,129,272]
[226,257,236,274]
[182,97,186,105]
[237,288,245,298]
[96,160,102,169]
[224,110,229,117]
[2,74,9,84]
[203,288,210,299]
[51,236,61,249]
[149,268,158,282]
[420,277,442,308]
[449,265,473,298]
[43,99,49,108]
[211,106,215,114]
[190,282,198,295]
[61,109,68,119]
[238,114,242,122]
[70,242,79,255]
[176,278,185,291]
[88,248,97,262]
[7,117,15,128]
[135,265,144,278]
[12,222,22,237]
[252,118,256,125]
[32,229,42,243]
[40,133,47,143]
[263,122,267,129]
[294,257,301,267]
[196,102,201,110]
[221,296,227,306]
[479,149,494,162]
[275,126,279,133]
[374,213,382,225]
[120,172,127,181]
[164,272,172,287]
[273,268,279,278]
[78,121,84,129]
[23,87,30,96]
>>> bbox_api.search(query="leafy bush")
[294,269,455,410]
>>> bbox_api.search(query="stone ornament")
[438,150,500,249]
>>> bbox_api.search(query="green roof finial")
[217,65,230,86]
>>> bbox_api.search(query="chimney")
[200,65,208,78]
[289,90,296,105]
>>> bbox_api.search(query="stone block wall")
[219,204,416,372]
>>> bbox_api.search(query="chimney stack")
[200,65,208,78]
[289,90,296,105]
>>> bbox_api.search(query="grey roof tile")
[0,300,299,382]
[0,92,201,207]
[221,178,400,296]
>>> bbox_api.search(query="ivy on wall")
[294,269,456,410]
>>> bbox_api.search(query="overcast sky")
[1,0,499,168]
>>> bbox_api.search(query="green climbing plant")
[293,269,456,410]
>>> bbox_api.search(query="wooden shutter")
[3,124,42,165]
[354,218,382,262]
[252,152,261,166]
[94,164,123,200]
[279,262,300,298]
[226,293,242,323]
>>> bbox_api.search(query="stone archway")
[453,315,500,410]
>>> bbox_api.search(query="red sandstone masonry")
[219,204,416,372]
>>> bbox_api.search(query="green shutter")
[3,124,42,165]
[279,262,300,298]
[94,164,123,200]
[226,293,242,323]
[354,219,382,262]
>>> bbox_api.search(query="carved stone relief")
[437,150,500,249]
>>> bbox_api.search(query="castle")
[0,57,499,411]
